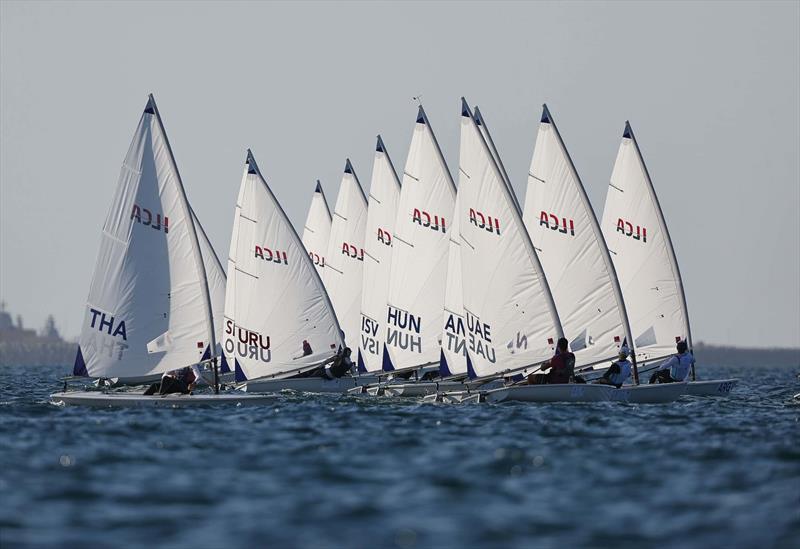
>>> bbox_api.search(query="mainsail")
[383,106,457,373]
[73,95,216,379]
[358,136,402,373]
[457,99,563,378]
[601,122,692,364]
[302,181,332,278]
[323,160,368,353]
[523,105,633,368]
[439,189,466,377]
[224,151,344,382]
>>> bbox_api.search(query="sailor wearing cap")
[650,340,694,384]
[595,345,633,388]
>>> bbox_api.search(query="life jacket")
[549,352,575,384]
[608,359,632,386]
[670,352,693,381]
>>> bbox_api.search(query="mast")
[624,121,694,379]
[542,105,639,384]
[148,94,220,393]
[461,97,564,375]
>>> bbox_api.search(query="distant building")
[0,302,75,367]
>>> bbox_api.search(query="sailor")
[650,340,694,383]
[595,346,633,388]
[326,347,354,379]
[143,363,207,395]
[527,337,575,384]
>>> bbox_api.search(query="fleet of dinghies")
[51,94,738,407]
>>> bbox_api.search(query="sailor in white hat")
[594,345,633,388]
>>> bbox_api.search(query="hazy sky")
[1,1,798,347]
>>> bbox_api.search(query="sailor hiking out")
[650,340,694,384]
[595,346,633,388]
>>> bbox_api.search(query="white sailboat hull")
[427,382,688,404]
[242,375,380,394]
[685,379,739,397]
[50,391,276,408]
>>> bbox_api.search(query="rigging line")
[609,183,624,193]
[403,171,420,182]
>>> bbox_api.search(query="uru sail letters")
[412,209,446,233]
[131,204,169,233]
[616,218,647,242]
[539,211,575,236]
[224,320,271,362]
[386,306,422,353]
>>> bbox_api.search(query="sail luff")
[148,95,218,365]
[473,106,521,213]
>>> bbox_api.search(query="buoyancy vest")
[670,352,693,381]
[608,359,632,386]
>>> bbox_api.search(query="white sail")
[523,105,633,368]
[192,209,229,371]
[358,136,402,373]
[439,189,466,376]
[457,99,563,378]
[302,181,333,278]
[73,95,216,379]
[383,106,457,372]
[323,160,368,353]
[601,122,692,363]
[224,151,344,382]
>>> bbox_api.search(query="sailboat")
[323,160,368,354]
[433,102,687,404]
[358,136,402,374]
[52,95,276,406]
[381,106,457,377]
[601,122,738,397]
[224,151,375,393]
[301,180,333,278]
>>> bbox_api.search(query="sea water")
[1,361,798,548]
